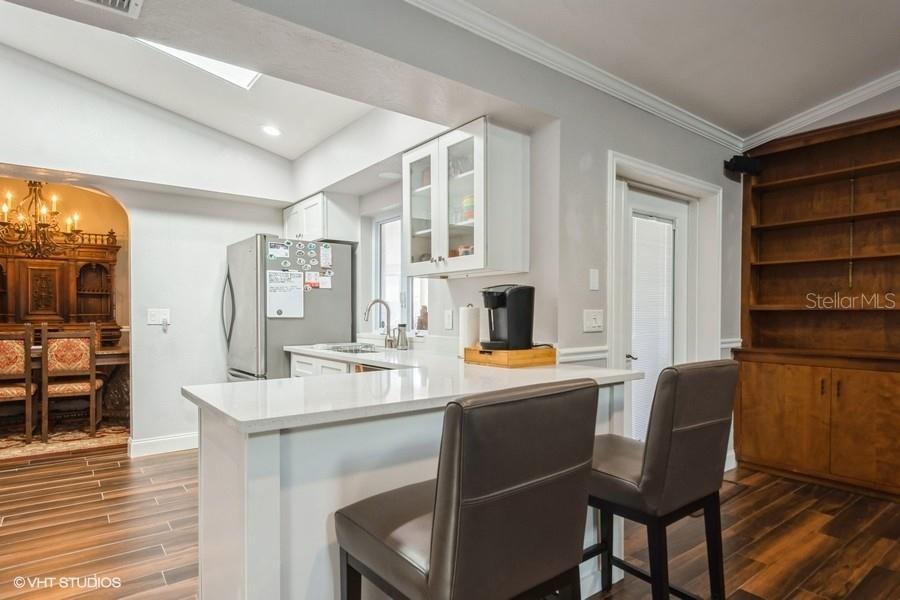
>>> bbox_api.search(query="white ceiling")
[434,0,900,139]
[0,1,374,160]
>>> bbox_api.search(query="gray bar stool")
[335,379,601,600]
[583,360,738,600]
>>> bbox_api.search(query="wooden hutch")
[0,230,123,346]
[734,110,900,497]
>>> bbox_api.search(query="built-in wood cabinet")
[736,355,899,495]
[739,362,831,474]
[829,368,900,488]
[283,192,359,243]
[735,109,900,497]
[402,117,529,278]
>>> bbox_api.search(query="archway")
[0,176,131,460]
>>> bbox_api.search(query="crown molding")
[404,0,743,152]
[405,1,900,155]
[743,68,900,150]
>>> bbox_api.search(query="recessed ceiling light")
[378,172,402,180]
[137,39,261,90]
[262,125,282,137]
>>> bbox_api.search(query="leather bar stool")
[335,379,601,600]
[583,360,738,600]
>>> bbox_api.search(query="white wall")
[107,185,282,454]
[292,110,445,200]
[0,43,293,203]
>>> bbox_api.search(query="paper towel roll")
[458,304,480,358]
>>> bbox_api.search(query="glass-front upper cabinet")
[402,117,529,278]
[402,140,439,276]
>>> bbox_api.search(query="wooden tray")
[464,345,557,368]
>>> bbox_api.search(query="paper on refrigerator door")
[266,270,304,318]
[319,243,333,268]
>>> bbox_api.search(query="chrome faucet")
[363,299,395,348]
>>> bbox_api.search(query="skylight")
[137,39,261,90]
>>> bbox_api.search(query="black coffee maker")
[480,284,535,350]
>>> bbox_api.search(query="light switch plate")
[147,308,170,325]
[444,309,454,330]
[589,268,600,291]
[583,309,604,333]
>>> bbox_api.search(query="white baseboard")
[128,431,198,458]
[725,449,737,472]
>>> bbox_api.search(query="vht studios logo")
[805,292,897,310]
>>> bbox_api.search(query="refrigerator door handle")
[222,270,236,346]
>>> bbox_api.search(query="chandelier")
[0,181,83,258]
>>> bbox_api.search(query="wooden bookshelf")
[736,109,900,498]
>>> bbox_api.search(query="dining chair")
[0,324,37,443]
[40,322,103,443]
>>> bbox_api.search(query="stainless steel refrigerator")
[222,234,355,380]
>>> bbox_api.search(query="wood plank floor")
[0,449,896,599]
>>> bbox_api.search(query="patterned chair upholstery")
[41,323,103,443]
[0,325,37,443]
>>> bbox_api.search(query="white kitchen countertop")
[182,345,642,434]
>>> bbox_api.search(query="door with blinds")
[624,186,689,441]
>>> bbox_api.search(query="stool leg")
[704,492,726,600]
[340,549,361,600]
[568,566,582,600]
[600,507,613,592]
[646,518,669,600]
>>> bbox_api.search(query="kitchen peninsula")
[183,347,641,599]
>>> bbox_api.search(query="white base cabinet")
[290,354,350,377]
[283,191,359,243]
[403,117,529,278]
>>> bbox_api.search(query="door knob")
[626,353,639,361]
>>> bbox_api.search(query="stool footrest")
[581,541,608,562]
[611,556,701,600]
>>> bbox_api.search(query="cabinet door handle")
[820,379,825,395]
[836,380,842,398]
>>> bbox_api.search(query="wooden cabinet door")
[830,369,900,489]
[740,362,831,473]
[18,260,66,322]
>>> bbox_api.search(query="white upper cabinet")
[283,192,360,243]
[402,117,529,278]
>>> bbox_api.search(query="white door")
[623,184,689,441]
[403,140,440,276]
[437,119,485,273]
[300,194,325,241]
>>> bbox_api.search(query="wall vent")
[74,0,143,19]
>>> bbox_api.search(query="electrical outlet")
[444,309,454,330]
[147,308,170,325]
[583,309,604,333]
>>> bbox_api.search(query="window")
[375,217,402,332]
[374,215,429,335]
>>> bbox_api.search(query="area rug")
[0,424,128,462]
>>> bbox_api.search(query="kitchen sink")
[317,343,380,354]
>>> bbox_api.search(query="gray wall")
[240,0,743,348]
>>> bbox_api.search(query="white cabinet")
[290,353,351,377]
[402,117,529,278]
[283,192,359,243]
